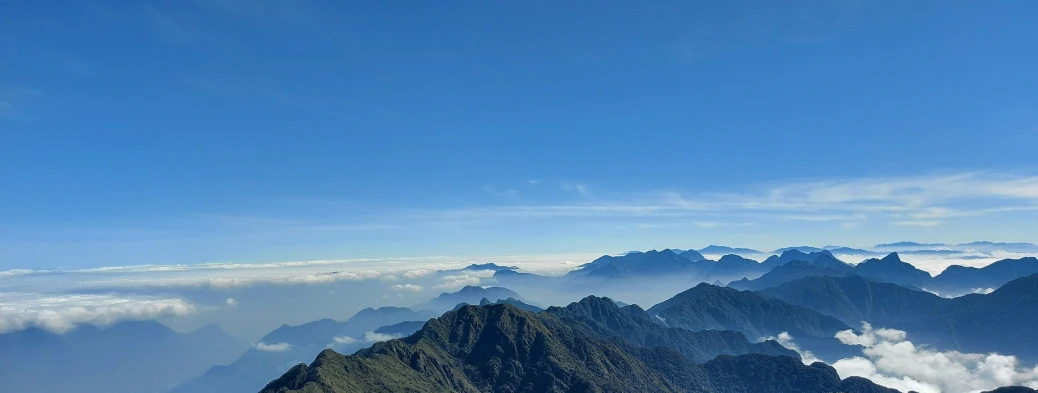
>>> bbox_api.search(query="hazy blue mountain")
[930,257,1038,293]
[735,252,938,292]
[546,296,798,363]
[761,273,1038,361]
[873,241,946,250]
[759,275,945,328]
[170,306,437,393]
[822,246,878,254]
[648,283,850,339]
[0,321,247,393]
[706,254,770,280]
[872,241,1038,252]
[566,249,707,279]
[728,260,854,291]
[422,285,524,311]
[374,320,429,336]
[771,246,826,254]
[853,252,932,289]
[460,263,518,272]
[260,303,897,393]
[679,248,707,262]
[698,245,764,255]
[260,307,436,347]
[492,269,553,286]
[760,249,843,270]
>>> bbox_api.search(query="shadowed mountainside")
[259,303,898,393]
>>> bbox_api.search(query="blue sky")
[2,1,1037,269]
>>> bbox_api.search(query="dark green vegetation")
[760,273,1038,361]
[260,303,898,393]
[0,321,247,393]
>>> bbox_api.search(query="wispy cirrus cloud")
[396,172,1038,227]
[0,88,41,121]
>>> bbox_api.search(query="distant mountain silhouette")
[0,321,247,393]
[698,245,764,255]
[728,260,853,291]
[735,252,940,292]
[460,263,518,272]
[873,241,1038,253]
[929,257,1038,294]
[873,241,946,249]
[422,285,524,311]
[852,252,931,289]
[822,246,880,256]
[566,249,705,279]
[771,246,826,254]
[260,303,898,393]
[707,254,769,279]
[374,320,429,336]
[679,248,707,261]
[760,250,847,270]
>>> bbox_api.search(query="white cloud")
[399,172,1038,227]
[225,298,238,307]
[401,268,436,279]
[762,332,820,365]
[255,341,293,352]
[433,269,495,290]
[831,323,1038,393]
[0,292,196,334]
[332,335,357,345]
[390,284,424,292]
[330,332,400,347]
[362,332,398,342]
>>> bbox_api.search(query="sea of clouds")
[778,323,1038,393]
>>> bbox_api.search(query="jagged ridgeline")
[260,300,897,393]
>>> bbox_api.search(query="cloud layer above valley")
[781,323,1038,393]
[0,292,195,334]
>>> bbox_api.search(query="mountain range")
[732,251,1038,297]
[260,302,899,393]
[760,272,1038,362]
[647,283,854,360]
